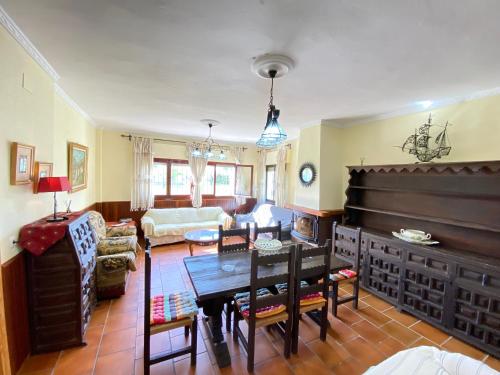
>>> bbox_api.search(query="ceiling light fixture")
[252,54,294,149]
[192,120,226,160]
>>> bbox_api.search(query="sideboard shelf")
[342,160,500,358]
[345,204,500,234]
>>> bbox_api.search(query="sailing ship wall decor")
[399,113,452,162]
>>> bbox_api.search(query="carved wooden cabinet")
[24,212,97,354]
[342,161,500,358]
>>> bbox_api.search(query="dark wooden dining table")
[183,246,351,368]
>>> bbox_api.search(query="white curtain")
[131,137,154,211]
[274,145,287,207]
[187,144,208,208]
[232,146,245,165]
[256,150,267,203]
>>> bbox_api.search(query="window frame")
[265,164,276,204]
[153,158,253,199]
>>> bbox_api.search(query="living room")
[1,1,500,375]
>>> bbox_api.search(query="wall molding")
[54,84,96,126]
[323,86,500,129]
[0,5,59,81]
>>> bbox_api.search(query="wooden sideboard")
[341,161,500,358]
[24,213,97,353]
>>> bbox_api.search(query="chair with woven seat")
[330,222,362,316]
[232,246,296,372]
[253,221,282,241]
[218,223,250,331]
[281,241,331,353]
[144,238,198,375]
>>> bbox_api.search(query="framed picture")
[33,162,53,193]
[10,142,35,185]
[68,142,88,193]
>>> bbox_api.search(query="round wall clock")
[299,163,317,187]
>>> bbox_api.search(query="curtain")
[232,146,245,165]
[256,150,267,203]
[131,137,154,211]
[274,145,287,207]
[187,144,208,208]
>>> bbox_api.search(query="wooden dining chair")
[218,223,251,331]
[218,223,251,253]
[291,241,331,353]
[330,222,362,316]
[233,246,296,372]
[253,221,282,241]
[144,238,198,374]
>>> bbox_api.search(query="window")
[215,165,235,196]
[152,162,167,196]
[266,165,276,202]
[170,163,192,195]
[151,159,250,197]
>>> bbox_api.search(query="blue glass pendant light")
[256,69,287,148]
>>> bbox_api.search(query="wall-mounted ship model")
[400,113,452,162]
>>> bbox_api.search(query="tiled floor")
[18,242,499,375]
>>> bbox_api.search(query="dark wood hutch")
[339,160,500,358]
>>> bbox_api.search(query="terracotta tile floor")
[18,242,499,375]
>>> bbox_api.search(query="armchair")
[88,211,138,299]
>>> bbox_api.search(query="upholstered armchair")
[88,211,138,299]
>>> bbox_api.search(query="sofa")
[234,203,293,240]
[141,207,232,246]
[88,211,138,299]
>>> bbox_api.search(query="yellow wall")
[98,129,261,202]
[337,94,500,208]
[0,26,97,263]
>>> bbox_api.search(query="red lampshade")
[38,177,71,193]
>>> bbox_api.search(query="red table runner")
[18,212,85,256]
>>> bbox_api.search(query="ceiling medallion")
[191,119,226,160]
[253,54,294,149]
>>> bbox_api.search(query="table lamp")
[38,177,72,222]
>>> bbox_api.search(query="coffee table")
[184,229,219,256]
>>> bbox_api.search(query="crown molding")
[54,84,96,126]
[323,86,500,128]
[0,5,60,81]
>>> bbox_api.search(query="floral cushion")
[150,291,198,325]
[106,225,137,237]
[88,211,107,240]
[97,236,137,256]
[234,288,286,318]
[97,251,136,271]
[330,269,357,282]
[275,281,325,306]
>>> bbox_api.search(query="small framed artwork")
[10,142,35,185]
[68,142,88,193]
[33,162,53,193]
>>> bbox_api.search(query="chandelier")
[253,54,294,149]
[191,120,226,160]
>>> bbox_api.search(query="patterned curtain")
[187,144,208,208]
[131,137,154,211]
[274,145,287,207]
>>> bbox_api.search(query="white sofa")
[141,207,232,247]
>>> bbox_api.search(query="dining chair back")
[292,241,331,353]
[233,245,296,372]
[253,221,282,241]
[144,238,198,374]
[330,222,362,316]
[218,223,250,253]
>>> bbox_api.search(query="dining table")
[183,244,352,368]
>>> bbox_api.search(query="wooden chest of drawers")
[24,212,97,354]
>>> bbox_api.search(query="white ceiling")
[3,0,500,142]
